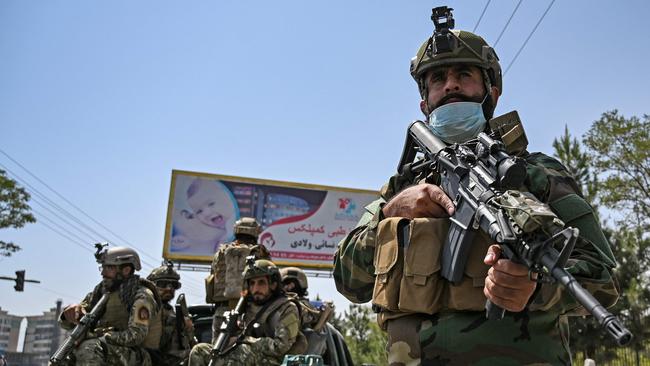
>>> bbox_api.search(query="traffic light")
[14,270,25,292]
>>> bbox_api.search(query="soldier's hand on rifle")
[184,316,194,332]
[62,304,86,324]
[382,184,455,219]
[483,245,537,312]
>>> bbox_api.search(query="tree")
[336,304,387,366]
[553,112,650,364]
[583,110,650,231]
[0,169,36,256]
[552,125,613,361]
[583,111,650,363]
[552,125,598,206]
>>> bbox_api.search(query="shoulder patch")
[134,301,151,325]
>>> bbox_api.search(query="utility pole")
[0,270,41,291]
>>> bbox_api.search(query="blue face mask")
[427,97,487,144]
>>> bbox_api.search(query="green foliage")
[0,169,36,256]
[553,111,650,363]
[334,304,387,366]
[552,125,598,205]
[582,110,650,231]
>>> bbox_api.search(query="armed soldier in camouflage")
[281,267,319,327]
[147,262,196,365]
[205,217,270,338]
[333,6,619,366]
[281,267,334,356]
[189,259,306,366]
[56,246,162,365]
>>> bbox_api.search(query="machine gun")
[49,292,111,364]
[397,119,632,346]
[208,256,255,365]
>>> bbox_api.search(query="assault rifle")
[49,292,111,364]
[208,256,255,366]
[397,119,632,346]
[175,293,196,349]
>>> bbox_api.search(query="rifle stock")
[49,292,110,364]
[398,119,632,346]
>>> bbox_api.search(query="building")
[0,307,22,354]
[22,301,66,366]
[3,351,41,366]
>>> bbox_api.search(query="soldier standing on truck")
[204,217,270,338]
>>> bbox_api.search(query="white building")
[22,301,67,366]
[0,307,22,353]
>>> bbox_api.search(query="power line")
[472,0,491,33]
[32,207,96,246]
[35,219,95,255]
[0,163,108,242]
[0,151,204,288]
[504,0,556,75]
[0,149,163,265]
[1,163,158,271]
[32,284,78,303]
[493,0,523,47]
[30,197,99,243]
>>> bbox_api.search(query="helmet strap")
[480,69,496,120]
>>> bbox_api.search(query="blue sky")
[2,0,650,318]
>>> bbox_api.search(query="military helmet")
[280,267,308,291]
[96,246,142,271]
[242,259,281,284]
[147,262,181,282]
[234,217,262,238]
[410,7,502,98]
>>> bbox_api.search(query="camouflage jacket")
[239,294,303,364]
[157,302,193,363]
[59,276,162,348]
[333,151,619,363]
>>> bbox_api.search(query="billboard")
[163,170,379,269]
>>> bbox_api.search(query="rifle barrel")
[49,292,111,364]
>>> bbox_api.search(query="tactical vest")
[159,304,176,352]
[245,295,308,355]
[372,217,491,315]
[92,282,163,349]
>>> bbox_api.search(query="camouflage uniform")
[147,262,195,366]
[295,297,331,356]
[333,152,619,365]
[206,217,269,334]
[58,276,162,366]
[154,302,195,365]
[208,241,270,337]
[188,294,302,366]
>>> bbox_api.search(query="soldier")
[56,246,162,365]
[280,267,332,328]
[189,259,306,366]
[147,262,196,365]
[333,7,619,366]
[205,217,269,338]
[280,267,334,356]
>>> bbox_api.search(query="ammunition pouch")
[372,217,491,314]
[445,230,492,311]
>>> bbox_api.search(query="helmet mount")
[431,6,456,55]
